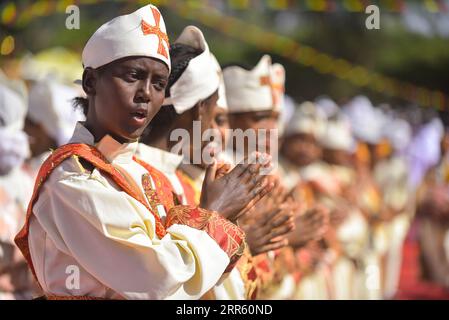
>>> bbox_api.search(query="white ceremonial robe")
[27,123,231,299]
[177,162,247,300]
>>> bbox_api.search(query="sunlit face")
[83,56,169,143]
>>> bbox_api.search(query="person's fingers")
[215,162,231,179]
[203,158,217,186]
[257,239,289,254]
[270,210,294,228]
[228,157,254,178]
[267,223,295,240]
[247,172,267,189]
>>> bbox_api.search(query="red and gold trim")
[14,143,167,294]
[236,246,259,300]
[165,205,245,273]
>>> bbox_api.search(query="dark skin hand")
[239,176,295,256]
[82,56,169,143]
[287,204,330,249]
[200,152,275,222]
[242,198,296,256]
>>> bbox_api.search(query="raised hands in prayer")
[200,152,275,222]
[287,204,330,249]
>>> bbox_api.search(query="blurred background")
[1,0,449,300]
[1,0,449,112]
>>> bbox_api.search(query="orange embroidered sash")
[14,143,167,286]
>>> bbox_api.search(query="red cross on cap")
[141,6,169,59]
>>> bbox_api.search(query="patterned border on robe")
[236,246,259,300]
[165,206,245,273]
[14,143,166,300]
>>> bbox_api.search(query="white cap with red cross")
[82,4,170,71]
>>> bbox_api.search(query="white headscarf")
[343,95,386,145]
[0,83,30,175]
[223,55,274,113]
[163,26,220,114]
[284,101,327,139]
[320,113,355,152]
[28,80,85,146]
[82,4,170,71]
[210,53,227,110]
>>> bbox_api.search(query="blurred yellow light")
[307,0,327,12]
[31,0,50,17]
[229,0,249,10]
[267,0,288,10]
[343,0,364,12]
[57,0,75,12]
[1,2,16,25]
[0,35,15,56]
[424,0,439,13]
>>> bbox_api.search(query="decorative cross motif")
[260,75,284,108]
[141,7,169,59]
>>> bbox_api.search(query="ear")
[82,67,98,96]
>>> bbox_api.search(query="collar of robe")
[137,143,183,174]
[69,122,138,165]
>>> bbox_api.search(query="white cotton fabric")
[320,114,355,152]
[82,4,170,70]
[343,96,386,145]
[28,80,85,146]
[163,26,219,114]
[27,123,230,299]
[223,55,274,113]
[210,53,228,110]
[284,101,327,139]
[0,83,30,175]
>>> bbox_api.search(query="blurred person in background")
[24,78,85,177]
[0,75,38,300]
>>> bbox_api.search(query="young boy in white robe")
[14,5,273,300]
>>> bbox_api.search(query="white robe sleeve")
[29,172,232,299]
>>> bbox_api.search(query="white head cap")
[315,96,339,119]
[163,26,220,114]
[0,83,27,131]
[82,4,170,71]
[343,96,385,145]
[270,63,285,112]
[28,80,85,146]
[320,114,355,152]
[0,83,30,174]
[384,117,412,152]
[285,101,327,139]
[210,53,227,110]
[223,55,275,113]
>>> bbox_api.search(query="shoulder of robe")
[43,155,102,186]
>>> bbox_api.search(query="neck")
[84,117,132,145]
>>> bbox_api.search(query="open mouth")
[130,110,147,120]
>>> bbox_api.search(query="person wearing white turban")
[373,114,413,299]
[0,80,36,299]
[223,55,282,162]
[16,5,253,300]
